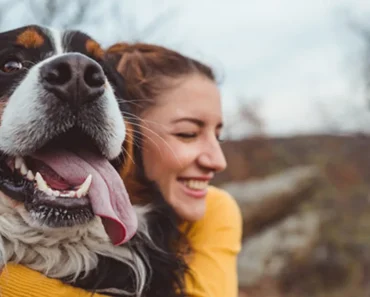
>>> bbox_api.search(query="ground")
[215,134,370,297]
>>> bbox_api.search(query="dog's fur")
[0,25,152,296]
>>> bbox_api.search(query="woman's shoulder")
[205,186,242,220]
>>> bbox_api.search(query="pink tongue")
[32,149,138,245]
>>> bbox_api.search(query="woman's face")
[140,73,226,221]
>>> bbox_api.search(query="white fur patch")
[103,81,126,159]
[44,27,64,55]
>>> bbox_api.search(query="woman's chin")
[174,193,207,221]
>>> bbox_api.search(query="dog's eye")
[1,60,23,73]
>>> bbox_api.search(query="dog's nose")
[40,54,105,107]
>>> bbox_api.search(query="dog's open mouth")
[3,153,93,217]
[0,128,133,245]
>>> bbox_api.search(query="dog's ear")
[99,58,131,113]
[100,55,137,182]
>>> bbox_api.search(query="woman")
[0,43,242,297]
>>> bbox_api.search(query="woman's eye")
[175,133,197,139]
[1,60,23,73]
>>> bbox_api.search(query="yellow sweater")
[0,186,242,297]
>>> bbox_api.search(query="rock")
[221,166,322,238]
[237,211,320,286]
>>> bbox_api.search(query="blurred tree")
[223,96,266,139]
[19,0,180,44]
[27,0,97,29]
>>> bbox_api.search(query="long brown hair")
[104,43,217,297]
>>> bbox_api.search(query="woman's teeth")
[181,179,208,190]
[14,156,92,199]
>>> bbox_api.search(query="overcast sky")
[2,0,370,137]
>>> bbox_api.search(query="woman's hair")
[103,43,216,297]
[105,42,215,115]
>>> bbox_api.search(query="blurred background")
[4,0,370,296]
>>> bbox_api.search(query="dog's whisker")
[123,117,180,163]
[125,122,181,166]
[121,145,136,166]
[124,132,142,149]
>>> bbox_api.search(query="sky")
[2,0,370,137]
[125,0,370,137]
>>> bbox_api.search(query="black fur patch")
[0,25,53,99]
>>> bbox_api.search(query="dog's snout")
[40,54,105,107]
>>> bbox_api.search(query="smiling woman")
[105,42,242,297]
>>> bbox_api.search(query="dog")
[0,25,152,296]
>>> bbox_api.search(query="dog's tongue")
[32,149,138,245]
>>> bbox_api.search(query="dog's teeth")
[59,192,70,198]
[35,172,48,191]
[46,187,53,196]
[20,163,28,175]
[27,170,35,180]
[32,174,92,199]
[76,174,92,198]
[60,190,76,198]
[61,190,76,198]
[15,156,29,175]
[15,156,24,170]
[76,189,83,198]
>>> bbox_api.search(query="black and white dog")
[0,25,151,296]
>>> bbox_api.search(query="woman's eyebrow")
[171,117,204,127]
[171,118,224,129]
